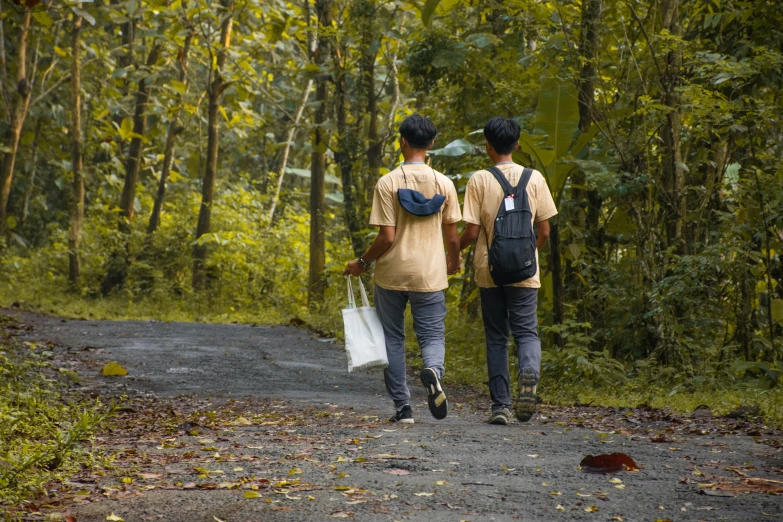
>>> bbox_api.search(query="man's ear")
[400,136,408,149]
[426,140,435,151]
[513,141,519,152]
[485,141,493,154]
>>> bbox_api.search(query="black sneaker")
[514,368,539,422]
[420,368,448,420]
[389,405,414,424]
[488,407,512,425]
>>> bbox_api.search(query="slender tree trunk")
[148,33,192,234]
[266,78,313,223]
[0,10,32,237]
[550,220,565,347]
[459,245,480,319]
[102,43,161,293]
[21,119,42,225]
[69,10,84,284]
[577,0,601,133]
[358,0,381,209]
[193,0,234,291]
[308,0,333,306]
[659,0,685,255]
[332,44,362,256]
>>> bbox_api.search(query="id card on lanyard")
[504,195,515,211]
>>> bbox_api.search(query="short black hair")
[484,117,520,155]
[399,114,437,149]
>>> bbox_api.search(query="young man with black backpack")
[459,117,558,425]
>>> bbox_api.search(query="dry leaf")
[330,511,355,518]
[384,469,409,476]
[244,491,260,499]
[414,492,434,497]
[584,505,599,513]
[580,453,639,473]
[106,515,124,522]
[101,362,128,377]
[435,480,452,486]
[550,491,562,496]
[556,505,565,511]
[609,478,623,484]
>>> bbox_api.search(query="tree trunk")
[357,0,381,209]
[21,118,42,226]
[459,245,480,320]
[332,44,362,256]
[308,0,333,306]
[68,10,84,284]
[0,10,32,237]
[659,0,685,255]
[549,220,565,347]
[192,0,234,291]
[148,33,192,234]
[577,0,601,133]
[102,43,161,293]
[266,78,313,223]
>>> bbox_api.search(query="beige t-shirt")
[463,163,558,288]
[370,163,462,292]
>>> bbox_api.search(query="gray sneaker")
[514,368,539,422]
[488,407,512,425]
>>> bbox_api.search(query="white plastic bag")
[342,276,388,372]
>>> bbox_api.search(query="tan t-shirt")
[370,164,462,292]
[463,163,558,288]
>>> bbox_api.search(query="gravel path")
[5,309,783,522]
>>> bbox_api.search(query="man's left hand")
[343,259,366,276]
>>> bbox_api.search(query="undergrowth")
[0,317,114,512]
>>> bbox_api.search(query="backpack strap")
[513,167,534,200]
[486,166,514,197]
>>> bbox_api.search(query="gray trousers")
[479,286,541,410]
[374,285,446,410]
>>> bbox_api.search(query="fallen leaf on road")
[584,505,599,512]
[106,514,124,522]
[101,362,127,377]
[213,518,226,522]
[610,517,623,521]
[609,478,623,484]
[528,454,539,458]
[244,491,260,499]
[65,517,76,522]
[556,505,564,511]
[414,492,434,496]
[501,465,516,471]
[576,492,592,497]
[330,511,355,518]
[550,491,562,496]
[231,417,252,426]
[435,480,452,486]
[725,467,748,477]
[345,500,366,505]
[580,453,639,473]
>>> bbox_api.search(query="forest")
[0,0,782,417]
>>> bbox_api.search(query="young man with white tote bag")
[344,114,462,424]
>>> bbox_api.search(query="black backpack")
[485,166,538,286]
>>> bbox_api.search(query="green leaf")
[429,139,476,157]
[772,299,783,324]
[431,44,467,69]
[72,6,96,27]
[119,118,133,140]
[465,33,500,49]
[420,0,441,27]
[284,167,342,186]
[534,78,580,162]
[32,11,53,27]
[170,80,187,95]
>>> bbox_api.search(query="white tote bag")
[342,276,388,372]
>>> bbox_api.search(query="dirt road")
[5,309,783,522]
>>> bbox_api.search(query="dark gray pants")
[479,286,541,410]
[374,285,446,410]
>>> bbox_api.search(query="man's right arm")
[459,224,480,251]
[343,226,395,276]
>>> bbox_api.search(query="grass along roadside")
[0,316,115,514]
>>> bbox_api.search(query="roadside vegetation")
[0,316,113,511]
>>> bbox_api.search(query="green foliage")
[0,322,113,508]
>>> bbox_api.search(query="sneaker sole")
[399,418,415,424]
[514,369,538,422]
[420,368,448,420]
[488,416,509,425]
